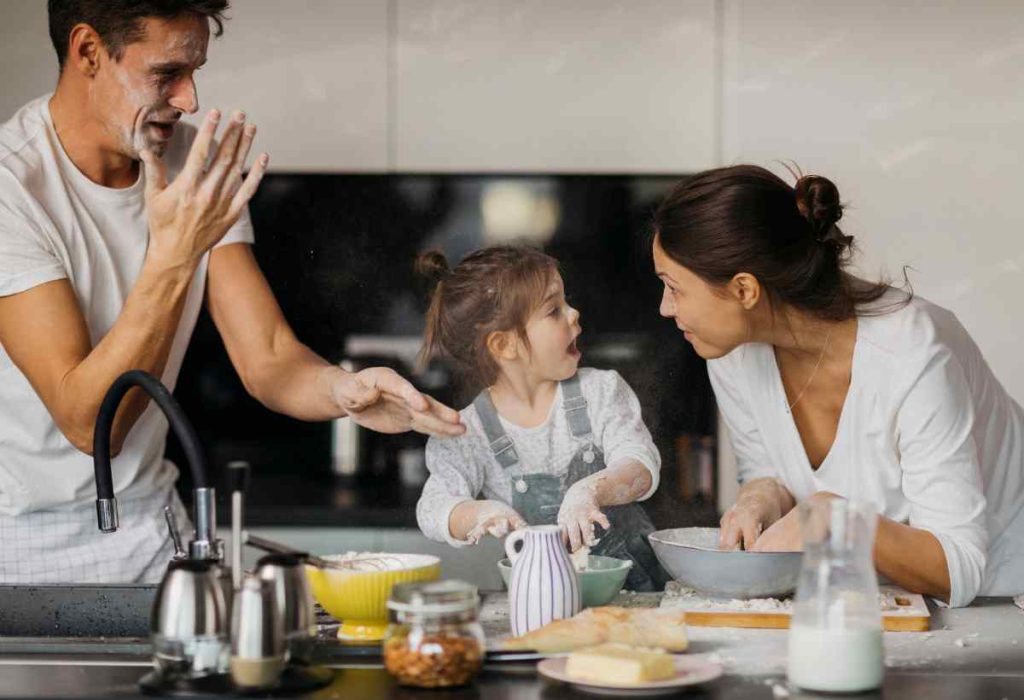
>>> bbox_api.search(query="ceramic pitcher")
[504,525,580,636]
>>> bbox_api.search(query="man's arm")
[0,265,194,454]
[0,110,267,455]
[206,242,464,436]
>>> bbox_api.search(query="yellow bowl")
[306,553,441,641]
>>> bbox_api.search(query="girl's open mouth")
[567,338,580,358]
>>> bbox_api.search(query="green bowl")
[496,555,633,608]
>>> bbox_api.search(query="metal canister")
[150,559,229,679]
[230,575,286,690]
[255,553,316,663]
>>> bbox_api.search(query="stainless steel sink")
[0,584,156,637]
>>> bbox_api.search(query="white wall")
[722,0,1024,404]
[0,1,52,118]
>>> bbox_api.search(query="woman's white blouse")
[709,292,1024,607]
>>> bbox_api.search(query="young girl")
[414,246,668,591]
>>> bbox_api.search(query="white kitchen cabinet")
[394,0,718,172]
[722,0,1024,402]
[184,0,389,171]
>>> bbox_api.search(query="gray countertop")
[2,594,1023,698]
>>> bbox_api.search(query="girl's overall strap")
[472,390,520,469]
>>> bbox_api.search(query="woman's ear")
[486,330,519,362]
[729,273,762,310]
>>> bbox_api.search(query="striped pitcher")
[504,525,581,636]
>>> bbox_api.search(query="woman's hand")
[752,491,841,552]
[719,477,795,550]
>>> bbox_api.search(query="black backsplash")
[168,174,717,528]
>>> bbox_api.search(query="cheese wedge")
[565,643,676,684]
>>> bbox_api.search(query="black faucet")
[92,369,220,561]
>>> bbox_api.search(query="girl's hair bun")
[415,250,451,292]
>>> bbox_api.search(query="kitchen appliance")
[149,559,229,679]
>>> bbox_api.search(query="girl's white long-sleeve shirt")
[417,368,661,547]
[710,291,1024,607]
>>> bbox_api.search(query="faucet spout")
[93,370,211,547]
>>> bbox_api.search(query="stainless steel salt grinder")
[151,559,229,679]
[255,553,316,664]
[226,461,251,591]
[230,574,285,690]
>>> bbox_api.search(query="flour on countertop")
[659,581,924,616]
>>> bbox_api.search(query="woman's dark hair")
[653,164,906,321]
[49,0,229,69]
[416,246,559,391]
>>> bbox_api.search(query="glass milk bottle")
[787,498,884,693]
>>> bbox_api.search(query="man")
[0,0,463,583]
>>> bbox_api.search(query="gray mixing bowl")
[648,527,802,598]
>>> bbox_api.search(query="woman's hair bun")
[795,174,843,236]
[415,249,451,292]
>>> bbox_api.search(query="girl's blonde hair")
[416,245,559,391]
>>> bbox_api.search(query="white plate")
[537,655,723,696]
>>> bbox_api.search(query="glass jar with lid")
[383,580,485,688]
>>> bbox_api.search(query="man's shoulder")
[0,96,52,178]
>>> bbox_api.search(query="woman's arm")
[875,517,951,600]
[755,492,953,600]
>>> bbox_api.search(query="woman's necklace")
[785,326,834,413]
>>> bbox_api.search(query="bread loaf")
[503,606,688,653]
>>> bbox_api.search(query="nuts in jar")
[384,580,486,688]
[383,631,483,687]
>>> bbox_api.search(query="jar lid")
[387,580,479,614]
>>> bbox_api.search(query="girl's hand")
[557,481,611,553]
[751,491,841,552]
[463,501,528,544]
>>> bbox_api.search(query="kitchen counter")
[1,661,1023,700]
[2,595,1024,698]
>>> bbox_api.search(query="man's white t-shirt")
[0,95,252,581]
[709,290,1024,607]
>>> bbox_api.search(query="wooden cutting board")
[660,584,930,632]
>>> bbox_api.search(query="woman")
[651,165,1024,607]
